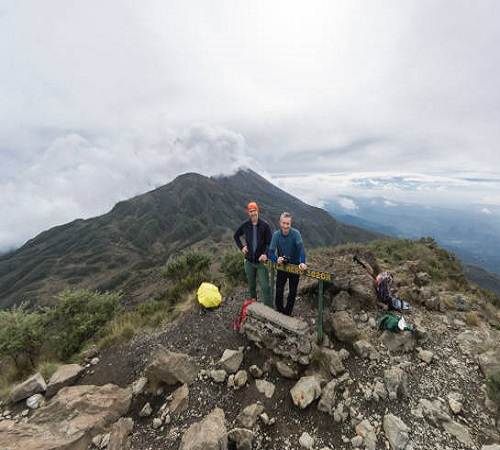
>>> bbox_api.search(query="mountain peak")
[0,169,381,309]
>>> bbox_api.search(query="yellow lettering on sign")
[286,264,303,274]
[305,269,331,282]
[265,261,333,282]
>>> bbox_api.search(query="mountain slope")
[217,169,382,247]
[0,169,381,309]
[464,264,500,297]
[4,244,500,449]
[324,195,500,296]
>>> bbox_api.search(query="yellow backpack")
[197,282,222,308]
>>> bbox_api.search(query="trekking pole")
[353,254,376,280]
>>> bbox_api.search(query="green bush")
[162,250,211,281]
[167,272,208,303]
[0,302,44,370]
[366,237,463,282]
[38,360,61,382]
[220,250,246,286]
[486,372,500,404]
[46,288,122,361]
[97,315,137,349]
[137,298,169,317]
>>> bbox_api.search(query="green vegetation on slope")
[1,239,499,402]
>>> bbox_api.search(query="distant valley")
[325,195,500,296]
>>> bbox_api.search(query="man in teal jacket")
[268,212,307,315]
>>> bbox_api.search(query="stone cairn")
[240,302,313,365]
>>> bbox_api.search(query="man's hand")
[258,254,267,262]
[242,246,248,254]
[298,263,307,271]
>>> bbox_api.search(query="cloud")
[269,171,500,213]
[338,198,358,211]
[1,0,500,250]
[0,122,253,249]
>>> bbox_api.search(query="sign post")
[264,260,335,344]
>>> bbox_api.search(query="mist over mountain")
[325,195,500,273]
[0,169,380,310]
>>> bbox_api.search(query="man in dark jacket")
[233,202,273,306]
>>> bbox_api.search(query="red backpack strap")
[233,298,256,330]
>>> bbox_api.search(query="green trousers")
[244,259,272,307]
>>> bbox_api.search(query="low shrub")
[45,288,122,361]
[161,250,211,281]
[220,250,246,286]
[0,302,44,370]
[486,372,500,404]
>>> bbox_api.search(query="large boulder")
[7,372,46,404]
[330,311,359,343]
[179,407,227,450]
[145,345,200,385]
[46,363,85,397]
[0,383,132,450]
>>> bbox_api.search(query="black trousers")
[275,270,300,316]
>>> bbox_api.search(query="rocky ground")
[74,279,500,450]
[3,251,500,450]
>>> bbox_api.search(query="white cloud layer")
[1,0,500,250]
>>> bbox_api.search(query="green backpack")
[378,314,413,333]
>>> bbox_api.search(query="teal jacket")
[268,228,306,265]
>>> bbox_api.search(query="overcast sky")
[1,0,500,251]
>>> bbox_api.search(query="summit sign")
[264,260,333,282]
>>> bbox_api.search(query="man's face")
[279,216,291,235]
[248,209,258,221]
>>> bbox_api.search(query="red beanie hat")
[247,202,259,212]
